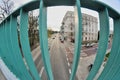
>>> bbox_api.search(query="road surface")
[32,34,78,80]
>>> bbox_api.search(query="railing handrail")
[0,0,120,25]
[0,0,120,80]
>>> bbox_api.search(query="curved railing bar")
[94,0,120,19]
[104,18,120,80]
[87,8,109,80]
[98,18,120,79]
[0,0,120,80]
[6,17,22,78]
[0,23,11,70]
[19,9,40,80]
[111,19,120,80]
[38,0,54,79]
[9,15,33,80]
[0,0,120,25]
[4,20,17,72]
[0,22,12,71]
[70,0,82,80]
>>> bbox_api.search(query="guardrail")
[0,0,120,80]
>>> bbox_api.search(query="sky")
[98,0,120,13]
[12,0,113,31]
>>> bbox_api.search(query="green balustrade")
[70,0,82,80]
[0,0,120,80]
[9,15,33,80]
[98,16,120,80]
[39,0,54,79]
[87,8,110,80]
[19,9,40,80]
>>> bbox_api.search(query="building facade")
[60,11,75,42]
[60,11,98,43]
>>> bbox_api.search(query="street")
[32,33,111,80]
[32,34,78,80]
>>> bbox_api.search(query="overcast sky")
[12,0,114,31]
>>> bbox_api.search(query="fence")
[0,0,120,80]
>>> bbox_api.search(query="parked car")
[85,43,93,48]
[71,38,75,43]
[60,37,64,43]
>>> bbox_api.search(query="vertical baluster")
[39,0,54,80]
[0,22,11,71]
[0,23,6,62]
[19,8,40,80]
[87,8,109,80]
[98,18,120,80]
[0,23,12,79]
[70,0,82,80]
[4,20,18,74]
[111,18,120,79]
[10,15,33,80]
[0,23,4,58]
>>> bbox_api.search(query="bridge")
[0,0,120,80]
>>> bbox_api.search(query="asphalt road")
[50,34,70,80]
[32,34,78,80]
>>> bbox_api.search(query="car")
[71,38,75,43]
[85,43,93,48]
[61,40,64,43]
[60,37,64,43]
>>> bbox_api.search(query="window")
[85,37,87,40]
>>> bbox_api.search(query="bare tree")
[0,0,14,20]
[28,11,39,48]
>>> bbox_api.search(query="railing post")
[4,20,18,74]
[0,22,12,72]
[19,8,40,80]
[70,0,82,80]
[98,17,120,80]
[87,8,109,80]
[39,0,54,80]
[9,15,33,80]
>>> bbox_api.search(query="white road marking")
[67,58,69,62]
[68,62,70,67]
[66,54,67,57]
[40,67,44,77]
[69,69,71,74]
[80,57,83,59]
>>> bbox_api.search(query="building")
[60,11,98,43]
[60,11,75,42]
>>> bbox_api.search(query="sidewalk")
[76,54,96,80]
[76,49,111,80]
[64,40,111,80]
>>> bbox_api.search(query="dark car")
[60,37,64,43]
[61,40,64,43]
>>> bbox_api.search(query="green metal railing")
[0,0,120,80]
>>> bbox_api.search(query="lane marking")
[66,54,67,57]
[80,57,83,59]
[67,58,68,62]
[40,67,44,77]
[68,62,70,67]
[69,69,71,74]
